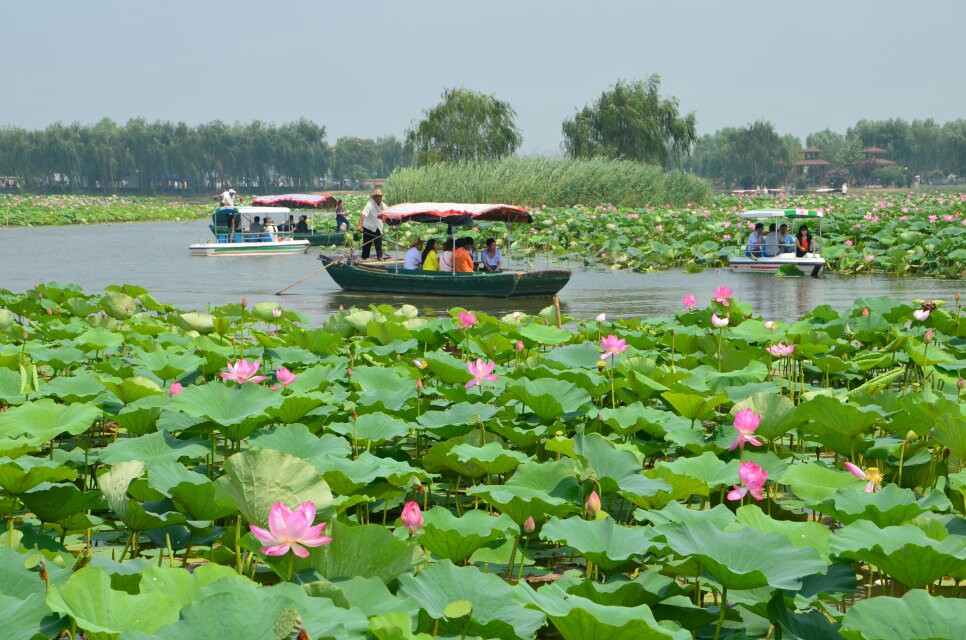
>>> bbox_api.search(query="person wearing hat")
[264,217,278,241]
[403,237,424,270]
[357,188,387,260]
[217,188,242,207]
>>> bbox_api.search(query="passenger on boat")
[218,188,240,207]
[421,239,439,271]
[439,237,456,272]
[335,200,349,231]
[480,238,503,271]
[264,218,279,242]
[404,237,424,270]
[279,215,296,232]
[455,238,475,273]
[795,224,813,257]
[779,224,795,253]
[294,215,309,233]
[249,216,265,242]
[356,189,386,260]
[745,223,765,257]
[763,224,780,257]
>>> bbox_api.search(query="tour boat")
[728,209,826,276]
[209,202,349,247]
[320,203,571,297]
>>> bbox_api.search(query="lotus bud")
[958,377,964,389]
[956,291,961,301]
[416,379,423,392]
[516,340,524,352]
[596,313,606,322]
[346,367,352,378]
[272,308,282,318]
[924,329,933,343]
[523,516,536,533]
[241,297,248,308]
[401,500,423,533]
[862,308,869,316]
[168,382,183,397]
[764,320,776,330]
[585,491,601,518]
[339,305,344,311]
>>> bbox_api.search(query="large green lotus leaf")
[652,451,736,492]
[112,396,164,436]
[100,375,163,405]
[326,411,410,446]
[422,430,489,478]
[419,507,518,564]
[314,452,431,495]
[283,363,339,394]
[659,521,827,591]
[134,347,203,382]
[264,345,324,369]
[21,483,105,524]
[570,431,670,500]
[597,402,668,437]
[0,457,76,494]
[539,342,609,369]
[265,392,327,424]
[522,583,689,640]
[99,292,138,320]
[812,484,937,528]
[783,462,863,502]
[451,442,530,476]
[660,391,727,421]
[169,311,215,334]
[46,565,181,639]
[0,592,63,640]
[333,576,416,618]
[306,521,413,583]
[560,568,685,607]
[352,366,418,411]
[216,448,333,526]
[398,560,545,640]
[932,412,966,460]
[517,323,572,346]
[505,378,592,421]
[683,361,769,392]
[98,431,210,471]
[39,374,106,403]
[830,520,966,588]
[540,516,656,572]
[636,501,736,529]
[73,328,125,353]
[424,350,474,385]
[796,395,883,439]
[0,398,101,443]
[618,370,669,401]
[735,505,832,561]
[839,589,966,640]
[417,402,499,438]
[0,368,27,406]
[248,424,350,461]
[466,484,578,525]
[171,381,281,428]
[731,392,799,441]
[145,462,236,523]
[97,460,184,532]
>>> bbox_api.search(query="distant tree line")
[0,118,411,193]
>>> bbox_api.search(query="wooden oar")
[274,232,384,295]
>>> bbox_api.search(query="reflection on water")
[1,220,961,325]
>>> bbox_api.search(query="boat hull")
[190,240,310,257]
[209,224,351,246]
[728,253,826,276]
[321,258,571,297]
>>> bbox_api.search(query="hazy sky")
[3,1,963,154]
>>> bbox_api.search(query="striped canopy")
[737,209,825,219]
[382,202,532,225]
[251,194,335,209]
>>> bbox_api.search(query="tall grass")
[384,157,711,207]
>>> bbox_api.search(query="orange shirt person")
[454,239,475,272]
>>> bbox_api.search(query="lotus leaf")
[397,560,545,640]
[417,402,499,438]
[248,424,350,461]
[0,457,76,494]
[813,484,943,528]
[504,377,592,420]
[134,347,202,382]
[540,516,656,571]
[315,452,431,495]
[0,398,101,444]
[266,392,328,424]
[451,442,530,476]
[97,460,185,532]
[335,575,419,617]
[560,568,685,607]
[637,501,736,529]
[735,505,832,561]
[569,431,670,500]
[100,375,164,405]
[40,374,106,403]
[660,391,727,422]
[839,589,966,640]
[783,462,863,502]
[419,507,518,563]
[540,342,610,369]
[517,323,572,346]
[352,366,418,411]
[21,483,105,525]
[731,392,798,441]
[171,381,281,429]
[308,521,414,583]
[326,412,410,446]
[98,430,210,471]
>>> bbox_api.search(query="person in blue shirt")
[779,223,795,253]
[745,223,765,257]
[480,237,503,271]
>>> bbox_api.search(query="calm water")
[0,219,961,324]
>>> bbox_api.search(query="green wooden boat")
[321,256,571,297]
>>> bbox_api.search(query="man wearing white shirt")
[356,188,387,260]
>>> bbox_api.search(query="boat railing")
[212,228,299,243]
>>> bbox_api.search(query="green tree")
[561,76,696,168]
[406,88,522,165]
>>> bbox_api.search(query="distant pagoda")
[860,146,896,169]
[793,146,831,186]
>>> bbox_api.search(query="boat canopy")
[737,209,824,219]
[251,194,335,209]
[219,206,291,215]
[382,202,532,225]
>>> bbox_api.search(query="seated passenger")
[263,218,278,242]
[439,237,456,272]
[779,223,795,253]
[404,237,424,270]
[795,224,813,257]
[455,238,475,272]
[745,223,765,257]
[294,215,310,233]
[422,238,439,271]
[763,223,780,257]
[480,237,503,271]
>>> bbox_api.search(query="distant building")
[858,146,896,185]
[792,146,831,186]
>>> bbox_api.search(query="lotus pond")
[0,283,964,640]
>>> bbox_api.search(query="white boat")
[728,209,826,276]
[190,206,310,256]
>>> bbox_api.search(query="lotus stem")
[235,516,243,574]
[505,535,520,579]
[516,537,530,583]
[713,585,728,640]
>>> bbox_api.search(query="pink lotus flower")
[712,286,733,306]
[168,382,183,397]
[711,313,729,328]
[249,502,332,558]
[727,460,768,501]
[400,500,423,533]
[600,335,628,360]
[766,343,795,357]
[912,309,930,322]
[413,358,427,369]
[457,311,477,328]
[270,367,297,390]
[466,359,498,389]
[728,408,762,451]
[272,308,282,318]
[924,329,933,343]
[220,359,267,385]
[523,516,536,533]
[682,294,697,311]
[764,320,776,330]
[585,490,601,517]
[515,340,524,352]
[241,297,248,308]
[843,461,883,493]
[416,379,423,392]
[844,240,853,246]
[862,308,869,317]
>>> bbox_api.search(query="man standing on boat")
[217,188,241,207]
[356,188,387,260]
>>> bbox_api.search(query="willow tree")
[562,76,696,168]
[406,88,522,166]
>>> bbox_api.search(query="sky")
[3,0,963,155]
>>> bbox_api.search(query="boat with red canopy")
[320,202,571,297]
